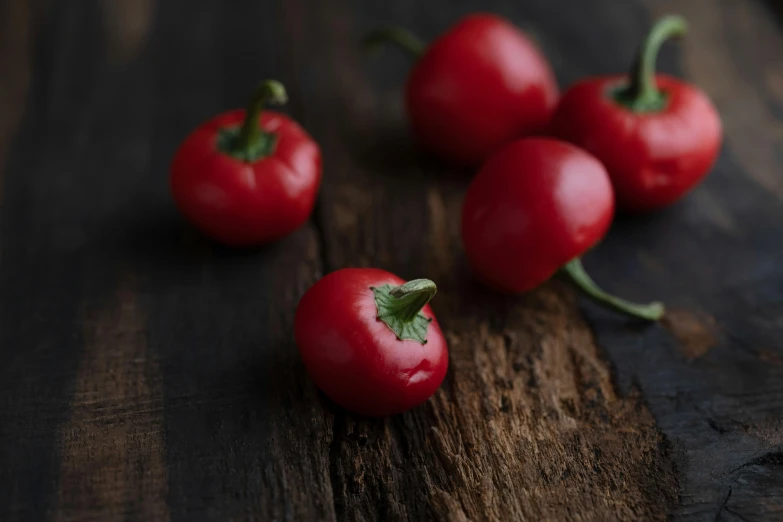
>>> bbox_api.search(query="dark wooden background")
[1,0,782,520]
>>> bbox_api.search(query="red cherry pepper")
[461,137,663,320]
[366,14,558,167]
[170,80,322,245]
[550,16,722,212]
[295,268,448,416]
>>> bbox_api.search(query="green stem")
[563,258,664,321]
[613,15,687,112]
[388,279,437,320]
[363,26,425,58]
[218,80,288,162]
[372,279,437,343]
[236,80,288,153]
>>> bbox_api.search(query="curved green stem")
[388,279,437,321]
[218,80,288,162]
[563,258,664,321]
[372,279,437,343]
[236,80,287,152]
[613,15,687,112]
[363,26,425,58]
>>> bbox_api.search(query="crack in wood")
[715,487,732,522]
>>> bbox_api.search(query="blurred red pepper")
[366,14,558,167]
[171,80,321,246]
[550,16,722,212]
[461,137,664,321]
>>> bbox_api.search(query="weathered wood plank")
[0,0,329,520]
[0,0,782,520]
[288,0,680,520]
[136,1,333,520]
[0,1,109,519]
[56,279,169,522]
[589,0,783,520]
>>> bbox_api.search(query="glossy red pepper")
[170,80,321,246]
[461,137,663,320]
[295,268,448,417]
[550,16,722,212]
[366,14,558,167]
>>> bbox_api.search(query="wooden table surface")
[2,0,783,520]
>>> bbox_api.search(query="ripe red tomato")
[295,268,448,417]
[170,81,321,246]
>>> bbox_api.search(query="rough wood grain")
[1,0,328,521]
[582,1,783,520]
[0,0,782,521]
[130,1,332,520]
[56,279,168,522]
[291,0,678,520]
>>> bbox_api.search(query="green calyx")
[218,128,279,162]
[372,279,437,344]
[218,79,288,162]
[612,15,687,113]
[563,258,664,321]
